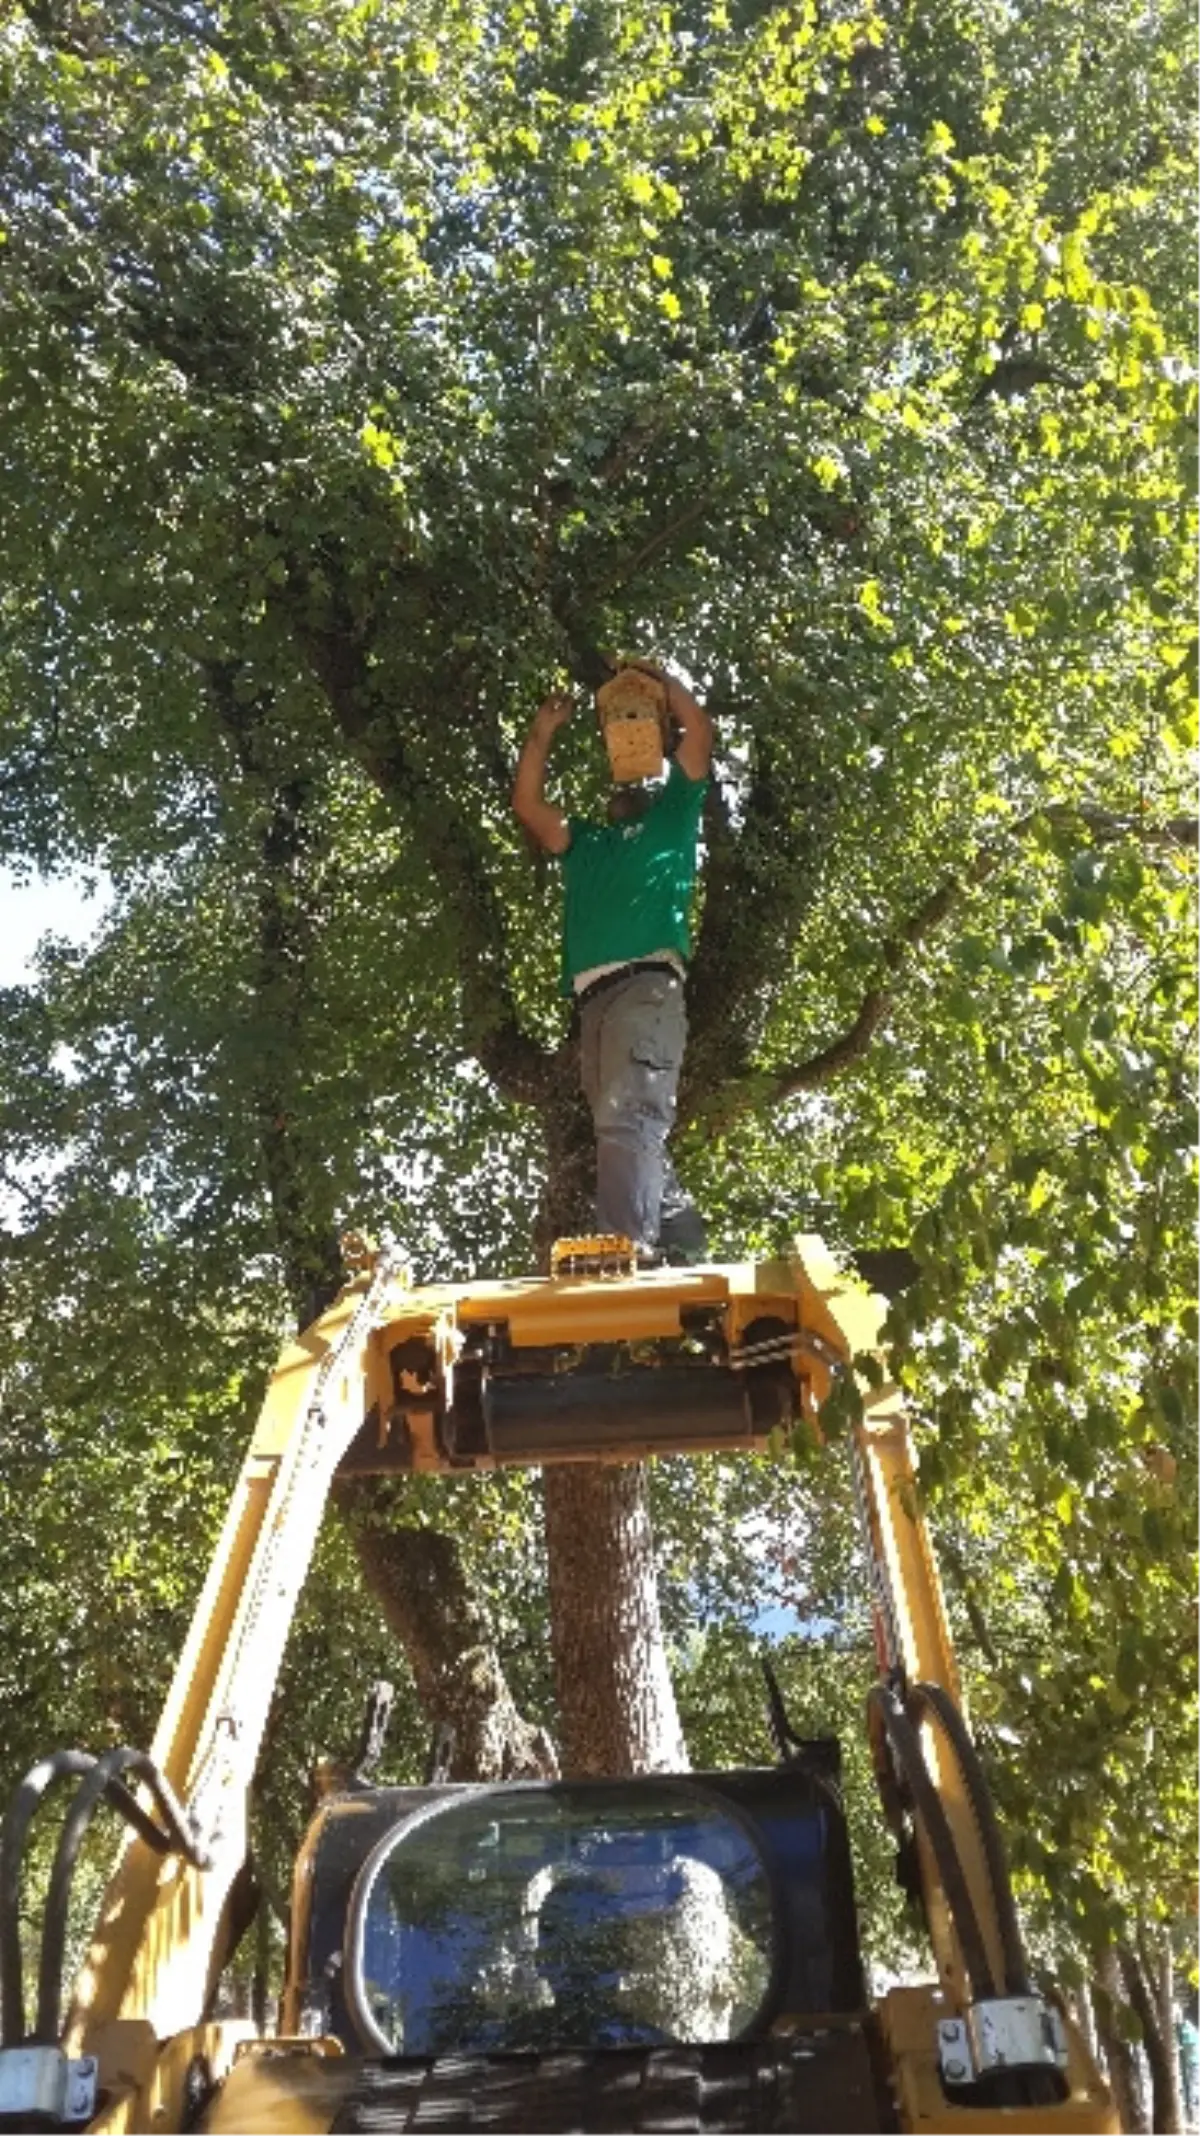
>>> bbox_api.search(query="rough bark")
[1153,1942,1185,2136]
[207,662,343,1316]
[681,711,831,1111]
[542,1462,688,1777]
[1093,1945,1149,2135]
[1121,1937,1183,2135]
[1069,1981,1100,2066]
[336,1500,558,1782]
[535,1069,690,1777]
[531,1048,594,1266]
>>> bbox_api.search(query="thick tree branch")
[1064,805,1196,846]
[593,494,715,601]
[18,0,102,58]
[1092,1945,1149,2134]
[752,803,1197,1114]
[204,658,342,1317]
[937,1534,1003,1669]
[682,704,835,1113]
[763,879,956,1104]
[333,1503,558,1783]
[1120,1939,1183,2135]
[971,356,1082,405]
[530,406,674,603]
[286,586,556,1106]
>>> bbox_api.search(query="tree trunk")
[251,1898,271,2033]
[1094,1945,1149,2134]
[1122,1936,1183,2135]
[533,1057,594,1264]
[295,624,697,1788]
[542,1462,687,1776]
[336,1492,558,1781]
[1154,1941,1185,2136]
[207,668,343,1321]
[535,1052,688,1777]
[1071,1980,1100,2066]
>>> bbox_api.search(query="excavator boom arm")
[0,1236,1115,2134]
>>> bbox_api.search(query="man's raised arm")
[663,673,712,781]
[512,695,572,854]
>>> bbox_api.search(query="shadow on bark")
[335,1487,558,1783]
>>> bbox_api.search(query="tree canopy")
[0,0,1194,2047]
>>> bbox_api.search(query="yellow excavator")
[0,1235,1118,2134]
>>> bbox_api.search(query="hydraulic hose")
[866,1683,996,2000]
[34,1747,211,2045]
[0,1746,208,2048]
[3,1750,161,2046]
[870,1683,1068,2111]
[908,1681,1031,1997]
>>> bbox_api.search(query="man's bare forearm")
[512,696,572,851]
[664,673,712,775]
[513,728,552,816]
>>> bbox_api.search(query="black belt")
[573,959,683,1011]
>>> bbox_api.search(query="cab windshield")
[350,1782,777,2055]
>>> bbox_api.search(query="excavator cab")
[0,1238,1118,2134]
[292,1758,862,2047]
[240,1753,885,2134]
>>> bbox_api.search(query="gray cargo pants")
[578,967,707,1257]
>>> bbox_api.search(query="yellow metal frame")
[61,1238,1115,2134]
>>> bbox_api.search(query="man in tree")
[513,671,712,1262]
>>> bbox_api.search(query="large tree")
[0,0,1194,2020]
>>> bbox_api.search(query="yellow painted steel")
[878,1988,1119,2134]
[83,2024,257,2136]
[802,1236,1009,2014]
[56,1236,1114,2135]
[69,1266,390,2052]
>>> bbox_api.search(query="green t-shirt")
[559,761,708,994]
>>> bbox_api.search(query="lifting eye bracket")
[0,2045,97,2132]
[937,2000,1070,2090]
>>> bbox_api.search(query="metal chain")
[728,1328,846,1372]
